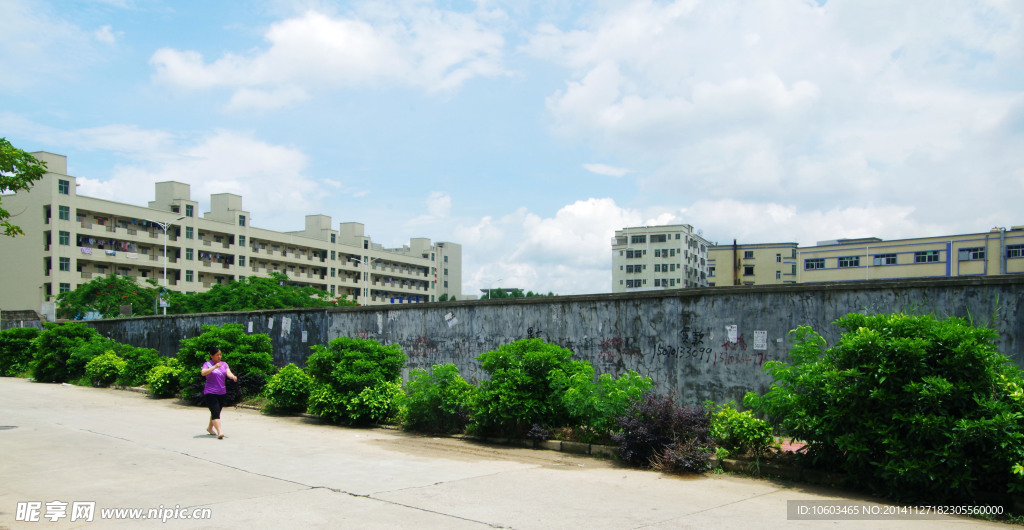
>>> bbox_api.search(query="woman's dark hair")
[207,345,221,357]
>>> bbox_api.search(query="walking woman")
[201,346,237,439]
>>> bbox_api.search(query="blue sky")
[2,0,1022,296]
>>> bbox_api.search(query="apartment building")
[798,228,1024,282]
[611,225,711,293]
[0,152,462,314]
[707,242,799,287]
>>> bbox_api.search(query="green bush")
[176,324,276,403]
[147,362,182,398]
[468,338,576,438]
[551,363,653,442]
[351,380,405,425]
[305,337,405,425]
[709,402,774,458]
[0,327,40,376]
[116,345,163,387]
[403,363,474,434]
[66,335,123,381]
[31,323,102,383]
[85,352,126,387]
[746,312,1024,504]
[263,363,313,414]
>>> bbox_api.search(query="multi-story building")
[707,242,799,287]
[611,225,711,293]
[623,225,1024,289]
[797,228,1024,282]
[0,152,462,314]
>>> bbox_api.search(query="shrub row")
[6,311,1022,511]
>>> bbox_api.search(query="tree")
[479,289,556,300]
[168,273,355,313]
[56,272,356,319]
[0,138,48,237]
[55,274,159,319]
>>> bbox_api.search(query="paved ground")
[0,377,1014,529]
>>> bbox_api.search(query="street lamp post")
[145,216,185,315]
[351,257,379,306]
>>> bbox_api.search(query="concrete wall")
[86,276,1024,406]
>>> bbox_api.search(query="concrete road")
[0,377,1009,529]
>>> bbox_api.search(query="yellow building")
[0,152,462,315]
[707,242,799,286]
[798,228,1024,282]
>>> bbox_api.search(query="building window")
[59,257,70,271]
[630,235,646,244]
[1007,245,1024,258]
[185,226,194,239]
[238,215,246,227]
[874,254,897,265]
[776,253,782,263]
[60,282,71,292]
[58,179,70,195]
[654,264,661,272]
[185,270,194,282]
[238,235,246,246]
[914,251,940,263]
[239,256,246,266]
[626,279,634,288]
[331,234,336,243]
[330,267,335,277]
[804,258,825,270]
[59,231,70,246]
[743,265,754,276]
[58,205,70,221]
[185,248,194,260]
[654,249,661,257]
[776,270,781,279]
[185,204,194,217]
[744,250,754,259]
[654,279,661,287]
[838,256,860,268]
[709,266,716,277]
[958,247,985,261]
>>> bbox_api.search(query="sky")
[2,0,1022,297]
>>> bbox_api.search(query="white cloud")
[582,163,632,177]
[94,25,117,44]
[65,130,324,232]
[405,191,452,227]
[457,199,643,296]
[0,2,106,91]
[223,85,310,112]
[150,6,508,106]
[528,0,1024,243]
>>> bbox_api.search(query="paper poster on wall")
[753,330,768,350]
[248,321,253,333]
[444,312,458,328]
[281,317,292,337]
[726,324,738,344]
[301,330,308,343]
[268,318,274,329]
